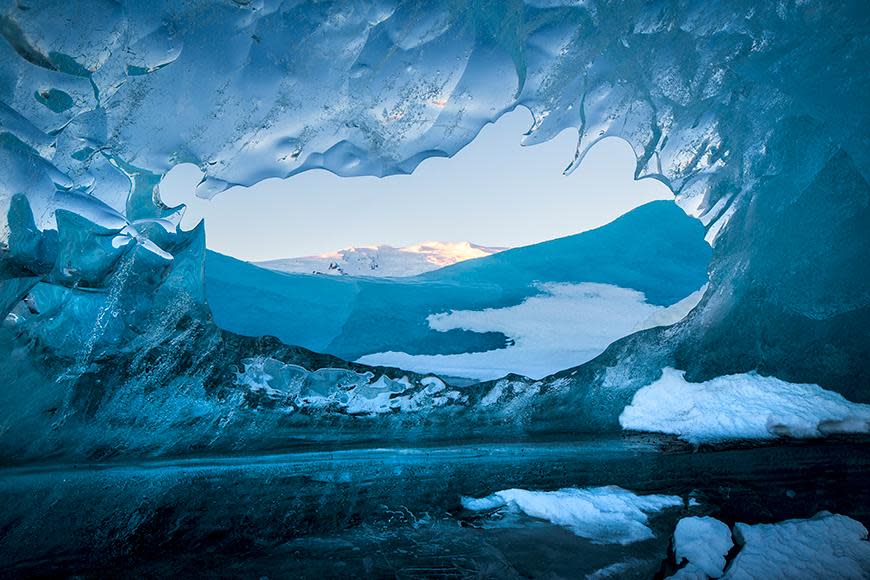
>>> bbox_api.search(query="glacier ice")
[619,368,870,444]
[0,0,865,464]
[0,1,868,575]
[358,282,704,380]
[207,200,710,366]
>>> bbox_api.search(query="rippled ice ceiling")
[1,3,869,576]
[0,0,868,451]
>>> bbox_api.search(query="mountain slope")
[205,201,711,378]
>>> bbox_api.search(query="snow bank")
[724,512,870,579]
[669,517,733,579]
[619,368,870,443]
[461,485,683,545]
[359,283,702,380]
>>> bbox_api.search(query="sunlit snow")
[257,241,505,277]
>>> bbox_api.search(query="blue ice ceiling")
[0,0,868,462]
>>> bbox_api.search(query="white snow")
[461,485,683,545]
[669,516,733,579]
[358,282,703,380]
[619,368,870,443]
[723,512,870,579]
[256,241,505,277]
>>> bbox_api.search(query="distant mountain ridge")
[257,241,506,277]
[206,201,712,378]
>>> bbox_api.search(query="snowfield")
[461,485,683,545]
[358,283,705,380]
[620,368,870,443]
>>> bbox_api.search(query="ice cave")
[0,1,868,577]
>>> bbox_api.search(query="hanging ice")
[0,0,866,463]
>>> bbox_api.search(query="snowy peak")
[256,241,506,277]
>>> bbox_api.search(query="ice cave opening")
[157,109,711,382]
[0,2,868,576]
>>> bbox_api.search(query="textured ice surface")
[461,485,683,545]
[619,368,870,443]
[669,516,733,579]
[0,0,867,460]
[359,282,703,380]
[257,241,506,277]
[724,513,870,580]
[235,356,461,415]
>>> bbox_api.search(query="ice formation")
[0,0,866,459]
[667,513,870,580]
[619,368,870,443]
[461,486,683,545]
[0,1,867,575]
[209,200,709,370]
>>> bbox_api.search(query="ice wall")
[0,0,868,460]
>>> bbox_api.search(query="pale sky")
[159,108,672,262]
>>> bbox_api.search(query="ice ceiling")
[0,0,868,459]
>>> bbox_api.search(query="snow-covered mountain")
[207,201,712,380]
[256,241,506,277]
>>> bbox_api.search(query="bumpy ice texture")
[0,1,868,460]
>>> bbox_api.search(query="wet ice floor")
[1,435,868,577]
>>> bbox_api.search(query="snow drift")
[619,368,870,443]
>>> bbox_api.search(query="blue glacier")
[0,0,868,576]
[205,200,711,369]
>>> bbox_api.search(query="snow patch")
[619,368,870,443]
[669,516,733,579]
[723,512,870,579]
[461,485,683,545]
[359,283,703,380]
